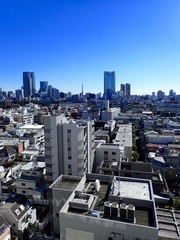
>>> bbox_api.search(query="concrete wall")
[60,212,158,240]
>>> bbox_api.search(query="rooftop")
[157,208,180,239]
[50,175,81,191]
[63,174,157,228]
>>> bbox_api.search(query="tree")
[173,197,180,210]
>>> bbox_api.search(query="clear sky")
[1,0,180,95]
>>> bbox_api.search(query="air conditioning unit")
[104,201,111,217]
[111,202,119,218]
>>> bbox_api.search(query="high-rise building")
[23,72,36,98]
[44,115,95,186]
[104,71,115,100]
[120,84,125,96]
[125,83,131,97]
[39,81,48,93]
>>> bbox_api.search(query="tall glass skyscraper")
[125,83,131,97]
[40,81,48,93]
[104,71,115,100]
[23,72,36,98]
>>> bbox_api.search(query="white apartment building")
[44,115,94,186]
[114,124,132,160]
[101,107,121,121]
[16,163,46,199]
[44,114,68,186]
[95,143,124,167]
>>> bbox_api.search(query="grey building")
[59,174,158,240]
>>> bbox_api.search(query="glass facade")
[104,71,115,100]
[23,72,36,98]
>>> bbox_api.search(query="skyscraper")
[23,72,36,98]
[125,83,131,97]
[120,84,125,96]
[104,71,115,100]
[39,81,48,93]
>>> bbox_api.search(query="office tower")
[23,72,36,98]
[125,83,131,97]
[104,71,115,100]
[39,81,48,93]
[157,90,163,100]
[169,89,175,98]
[51,87,59,100]
[44,115,94,186]
[15,89,23,101]
[120,84,125,96]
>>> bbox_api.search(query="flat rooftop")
[50,175,81,191]
[111,179,150,200]
[98,144,120,149]
[19,124,44,129]
[66,175,156,228]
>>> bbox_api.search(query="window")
[22,190,26,194]
[112,152,116,155]
[68,164,72,169]
[22,183,26,186]
[104,151,108,154]
[68,156,72,160]
[67,129,71,133]
[68,147,71,151]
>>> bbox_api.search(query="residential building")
[16,161,46,199]
[0,194,36,239]
[44,114,68,186]
[44,115,94,186]
[0,215,11,240]
[114,124,132,160]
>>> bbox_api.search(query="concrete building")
[16,161,46,199]
[44,114,68,186]
[95,143,125,169]
[0,194,36,239]
[49,175,81,236]
[101,107,120,121]
[44,115,95,186]
[59,174,158,240]
[114,124,132,160]
[145,131,177,145]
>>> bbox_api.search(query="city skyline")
[1,0,180,95]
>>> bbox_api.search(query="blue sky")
[1,0,180,95]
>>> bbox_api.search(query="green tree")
[173,197,180,210]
